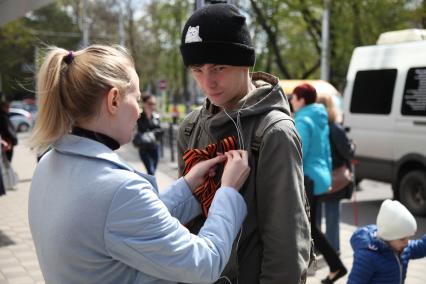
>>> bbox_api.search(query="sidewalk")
[0,135,425,283]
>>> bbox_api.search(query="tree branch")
[250,0,292,78]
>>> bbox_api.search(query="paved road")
[0,133,424,283]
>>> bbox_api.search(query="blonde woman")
[316,94,355,255]
[28,45,250,283]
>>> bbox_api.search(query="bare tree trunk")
[299,0,322,55]
[125,0,139,74]
[250,0,292,78]
[351,0,362,46]
[301,59,320,79]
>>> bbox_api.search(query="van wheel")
[18,123,30,132]
[399,170,426,216]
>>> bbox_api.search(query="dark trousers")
[138,145,159,175]
[0,166,5,196]
[305,176,344,272]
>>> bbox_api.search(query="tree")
[0,2,80,99]
[246,0,411,89]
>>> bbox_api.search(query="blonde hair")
[31,44,134,153]
[316,94,338,123]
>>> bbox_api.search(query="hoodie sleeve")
[256,120,311,283]
[408,234,426,259]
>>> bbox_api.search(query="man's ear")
[106,87,121,114]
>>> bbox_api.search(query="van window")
[350,69,397,114]
[401,67,426,116]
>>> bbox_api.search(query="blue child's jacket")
[348,224,426,284]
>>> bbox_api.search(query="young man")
[348,199,426,284]
[178,3,311,283]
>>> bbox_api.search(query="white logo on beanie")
[376,199,417,241]
[185,26,202,43]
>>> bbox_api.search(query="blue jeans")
[316,199,341,253]
[138,145,160,175]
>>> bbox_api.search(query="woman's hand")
[221,150,250,191]
[184,154,227,191]
[1,140,10,151]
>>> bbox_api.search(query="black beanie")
[180,3,255,67]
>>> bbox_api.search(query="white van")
[343,29,426,216]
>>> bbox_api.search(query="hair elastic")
[63,51,74,65]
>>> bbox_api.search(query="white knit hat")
[376,199,417,241]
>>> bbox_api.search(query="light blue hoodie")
[294,103,332,195]
[28,134,247,284]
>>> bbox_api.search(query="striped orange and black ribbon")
[182,136,238,217]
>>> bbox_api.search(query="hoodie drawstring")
[223,98,247,150]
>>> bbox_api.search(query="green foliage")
[248,0,413,90]
[0,1,80,100]
[1,0,424,102]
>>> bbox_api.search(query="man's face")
[290,94,305,113]
[190,64,249,109]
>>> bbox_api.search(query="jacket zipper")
[393,252,403,284]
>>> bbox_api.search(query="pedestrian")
[0,140,5,197]
[348,199,426,284]
[316,94,355,254]
[135,93,163,175]
[28,44,251,283]
[0,101,18,162]
[290,83,347,283]
[178,3,311,283]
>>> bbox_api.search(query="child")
[348,199,426,284]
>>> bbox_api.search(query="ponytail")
[31,48,72,153]
[31,45,134,154]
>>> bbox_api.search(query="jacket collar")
[352,225,392,253]
[52,134,158,189]
[53,134,131,169]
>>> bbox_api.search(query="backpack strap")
[183,107,202,137]
[251,110,293,156]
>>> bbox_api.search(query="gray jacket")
[28,134,247,284]
[178,72,311,284]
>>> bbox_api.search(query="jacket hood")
[203,72,291,128]
[295,103,328,129]
[350,225,390,253]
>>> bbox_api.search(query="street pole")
[82,0,89,47]
[321,0,331,82]
[196,0,205,10]
[118,3,125,46]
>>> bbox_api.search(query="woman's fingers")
[184,150,250,192]
[184,154,226,191]
[221,150,250,191]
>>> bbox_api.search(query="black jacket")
[136,112,163,140]
[329,122,354,169]
[0,111,17,147]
